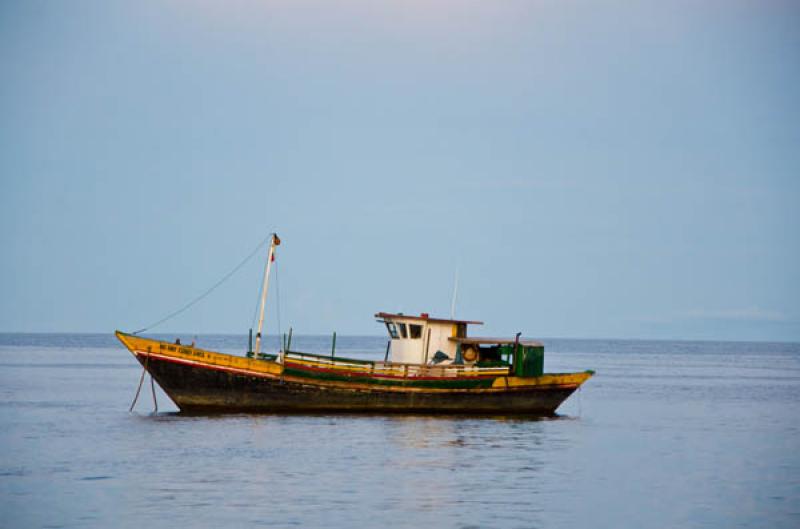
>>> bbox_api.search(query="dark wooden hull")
[139,353,580,415]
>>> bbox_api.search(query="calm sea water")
[1,334,798,528]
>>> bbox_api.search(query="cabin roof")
[375,312,483,326]
[449,336,543,347]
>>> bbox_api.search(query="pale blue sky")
[1,0,798,340]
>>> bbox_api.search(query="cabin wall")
[389,320,425,363]
[426,323,458,362]
[387,320,459,364]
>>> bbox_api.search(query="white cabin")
[375,312,483,365]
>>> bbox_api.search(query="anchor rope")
[129,353,151,412]
[133,234,272,335]
[150,371,158,414]
[129,363,147,412]
[128,353,160,414]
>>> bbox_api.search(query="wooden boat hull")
[117,332,593,415]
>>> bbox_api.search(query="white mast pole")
[254,234,278,356]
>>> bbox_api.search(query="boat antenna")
[254,233,280,356]
[132,233,272,335]
[449,263,460,320]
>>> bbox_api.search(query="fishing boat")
[116,234,593,415]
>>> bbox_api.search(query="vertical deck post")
[331,332,337,358]
[248,328,253,353]
[384,340,390,362]
[287,327,293,352]
[423,328,431,364]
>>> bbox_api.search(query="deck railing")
[284,350,510,378]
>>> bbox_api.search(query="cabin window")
[385,322,399,339]
[398,323,408,339]
[409,324,422,339]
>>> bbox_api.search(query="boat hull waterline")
[117,332,593,415]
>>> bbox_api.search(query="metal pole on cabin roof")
[449,265,460,320]
[254,234,279,356]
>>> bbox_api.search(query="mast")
[254,233,280,355]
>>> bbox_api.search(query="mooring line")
[129,364,147,412]
[150,372,159,414]
[129,353,151,413]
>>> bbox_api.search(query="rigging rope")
[250,259,267,331]
[275,259,282,351]
[133,234,272,335]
